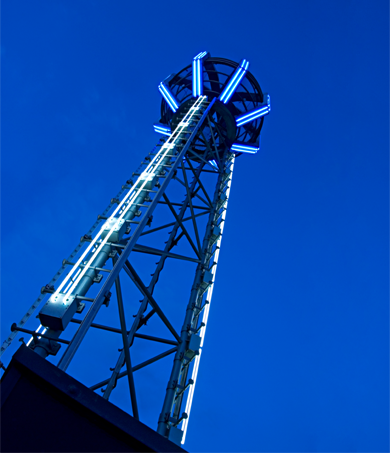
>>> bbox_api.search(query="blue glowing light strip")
[153,124,171,136]
[236,94,271,127]
[192,60,197,97]
[192,51,207,97]
[194,51,207,60]
[158,82,179,112]
[197,59,201,96]
[231,143,259,154]
[236,107,270,126]
[219,59,250,104]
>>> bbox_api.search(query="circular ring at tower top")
[158,56,266,160]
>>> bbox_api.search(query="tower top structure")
[1,51,270,450]
[156,53,270,160]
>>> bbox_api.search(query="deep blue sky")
[1,1,389,452]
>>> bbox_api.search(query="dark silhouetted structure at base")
[1,345,187,452]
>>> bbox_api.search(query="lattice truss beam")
[1,96,235,439]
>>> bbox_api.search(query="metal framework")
[1,52,270,446]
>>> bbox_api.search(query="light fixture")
[231,143,259,154]
[192,51,208,97]
[158,82,179,112]
[236,93,271,127]
[219,59,250,104]
[153,124,171,136]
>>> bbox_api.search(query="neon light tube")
[26,325,47,347]
[154,126,170,133]
[194,51,207,60]
[161,84,179,110]
[197,59,201,96]
[158,82,179,112]
[236,94,271,126]
[192,51,207,97]
[236,107,269,126]
[159,85,176,112]
[222,62,249,103]
[219,59,249,104]
[153,124,171,136]
[26,324,43,347]
[192,60,197,97]
[231,143,259,154]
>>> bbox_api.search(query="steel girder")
[1,95,236,443]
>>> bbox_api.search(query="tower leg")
[157,152,234,439]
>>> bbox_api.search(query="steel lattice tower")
[1,52,270,446]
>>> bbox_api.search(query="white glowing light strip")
[64,268,81,294]
[26,324,47,347]
[181,155,235,444]
[66,97,206,295]
[54,96,207,298]
[26,325,42,346]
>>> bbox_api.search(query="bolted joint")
[39,294,79,331]
[158,411,170,426]
[167,379,178,390]
[170,412,188,426]
[41,284,55,294]
[103,291,111,307]
[30,337,61,356]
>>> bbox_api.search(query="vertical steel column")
[157,151,232,436]
[111,256,139,420]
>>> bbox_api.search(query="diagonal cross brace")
[57,98,217,372]
[124,261,181,343]
[94,161,208,399]
[133,243,201,263]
